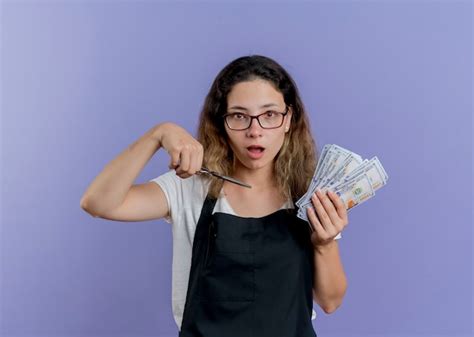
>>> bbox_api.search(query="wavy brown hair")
[196,55,319,205]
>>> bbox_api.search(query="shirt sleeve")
[334,232,342,240]
[148,169,183,224]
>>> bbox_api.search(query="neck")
[231,162,277,191]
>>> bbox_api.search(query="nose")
[246,117,263,136]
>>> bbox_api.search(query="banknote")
[296,144,388,223]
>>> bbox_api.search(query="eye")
[265,111,276,117]
[232,113,246,119]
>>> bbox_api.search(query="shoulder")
[149,169,210,194]
[149,170,211,221]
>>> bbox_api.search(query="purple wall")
[1,1,472,337]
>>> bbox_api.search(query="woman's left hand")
[306,189,349,249]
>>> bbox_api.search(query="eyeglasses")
[223,105,289,131]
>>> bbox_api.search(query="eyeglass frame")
[222,105,290,131]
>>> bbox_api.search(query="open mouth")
[246,145,265,153]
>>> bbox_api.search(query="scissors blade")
[198,167,252,188]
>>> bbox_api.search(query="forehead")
[227,80,284,109]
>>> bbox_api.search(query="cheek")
[225,132,243,153]
[269,133,286,152]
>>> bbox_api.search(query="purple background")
[1,1,472,337]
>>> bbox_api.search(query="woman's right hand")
[158,122,204,179]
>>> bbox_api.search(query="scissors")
[197,167,252,188]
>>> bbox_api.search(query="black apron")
[178,193,317,337]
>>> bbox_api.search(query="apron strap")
[202,192,218,219]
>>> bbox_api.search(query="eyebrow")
[228,103,279,111]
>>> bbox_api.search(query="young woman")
[80,55,348,337]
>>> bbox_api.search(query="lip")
[246,146,265,159]
[246,144,266,150]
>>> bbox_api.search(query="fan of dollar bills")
[296,144,388,222]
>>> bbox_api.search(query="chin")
[237,156,274,170]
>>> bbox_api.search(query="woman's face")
[224,79,292,171]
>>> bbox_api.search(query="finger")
[190,144,202,174]
[189,152,198,175]
[168,150,181,169]
[177,146,191,173]
[316,189,342,227]
[327,190,348,225]
[311,191,333,231]
[198,142,204,167]
[197,143,204,171]
[306,205,325,235]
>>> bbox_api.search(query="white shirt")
[149,169,341,331]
